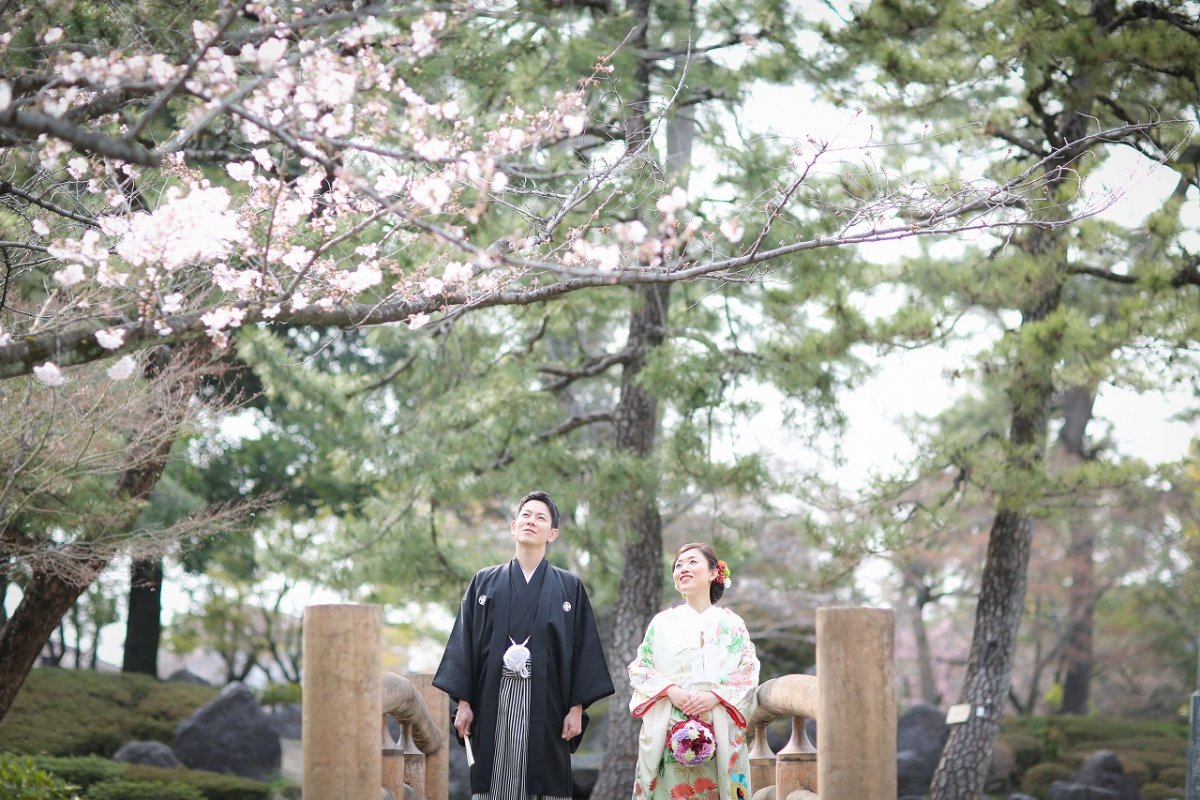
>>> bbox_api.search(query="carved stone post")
[411,673,449,800]
[303,604,382,800]
[749,722,776,797]
[382,717,406,800]
[775,715,817,799]
[816,607,896,800]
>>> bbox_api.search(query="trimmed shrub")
[0,754,77,800]
[1021,762,1073,797]
[32,755,124,789]
[1140,782,1184,800]
[1158,766,1186,786]
[0,669,216,757]
[123,764,272,800]
[86,780,205,800]
[1003,715,1186,751]
[1112,754,1151,787]
[1001,732,1044,772]
[257,682,301,708]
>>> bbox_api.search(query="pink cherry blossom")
[656,187,688,215]
[95,329,126,349]
[33,362,66,387]
[107,356,137,381]
[719,218,745,243]
[54,264,86,287]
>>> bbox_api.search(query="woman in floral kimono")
[628,543,760,800]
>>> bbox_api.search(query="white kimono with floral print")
[628,605,760,800]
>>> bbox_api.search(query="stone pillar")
[303,604,383,800]
[775,716,817,799]
[816,607,896,800]
[382,715,406,800]
[411,673,449,800]
[404,722,427,800]
[749,723,776,796]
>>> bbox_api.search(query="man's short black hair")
[516,490,560,529]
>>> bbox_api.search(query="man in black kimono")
[433,490,614,800]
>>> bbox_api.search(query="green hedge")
[1158,766,1187,787]
[0,669,216,757]
[32,755,124,789]
[123,764,272,800]
[1140,782,1185,800]
[1020,762,1073,797]
[0,754,77,800]
[86,779,205,800]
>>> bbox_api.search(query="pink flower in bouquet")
[668,718,716,766]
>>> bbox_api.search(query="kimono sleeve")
[432,572,482,705]
[627,613,675,717]
[569,578,615,708]
[711,610,759,729]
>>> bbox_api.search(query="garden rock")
[895,704,949,797]
[167,668,212,686]
[571,752,602,799]
[898,749,932,799]
[1072,751,1141,800]
[174,681,281,781]
[113,740,182,768]
[266,702,303,739]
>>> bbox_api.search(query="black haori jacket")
[433,559,614,796]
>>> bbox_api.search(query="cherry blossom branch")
[127,0,250,141]
[0,105,159,166]
[0,181,98,226]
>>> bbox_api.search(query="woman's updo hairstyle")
[673,542,726,603]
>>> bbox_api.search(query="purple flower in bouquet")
[668,718,716,766]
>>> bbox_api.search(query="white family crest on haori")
[562,601,572,612]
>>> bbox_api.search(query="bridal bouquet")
[668,717,716,766]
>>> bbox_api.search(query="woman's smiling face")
[673,547,716,597]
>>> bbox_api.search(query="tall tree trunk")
[1058,385,1096,714]
[591,0,703,794]
[910,581,941,706]
[929,282,1062,800]
[0,558,103,713]
[123,557,163,676]
[592,282,671,800]
[0,572,8,626]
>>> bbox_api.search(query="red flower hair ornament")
[712,560,731,589]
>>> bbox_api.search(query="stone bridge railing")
[748,608,896,800]
[302,604,449,800]
[300,604,894,800]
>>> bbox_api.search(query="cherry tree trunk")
[0,562,106,716]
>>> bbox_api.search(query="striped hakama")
[472,656,572,800]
